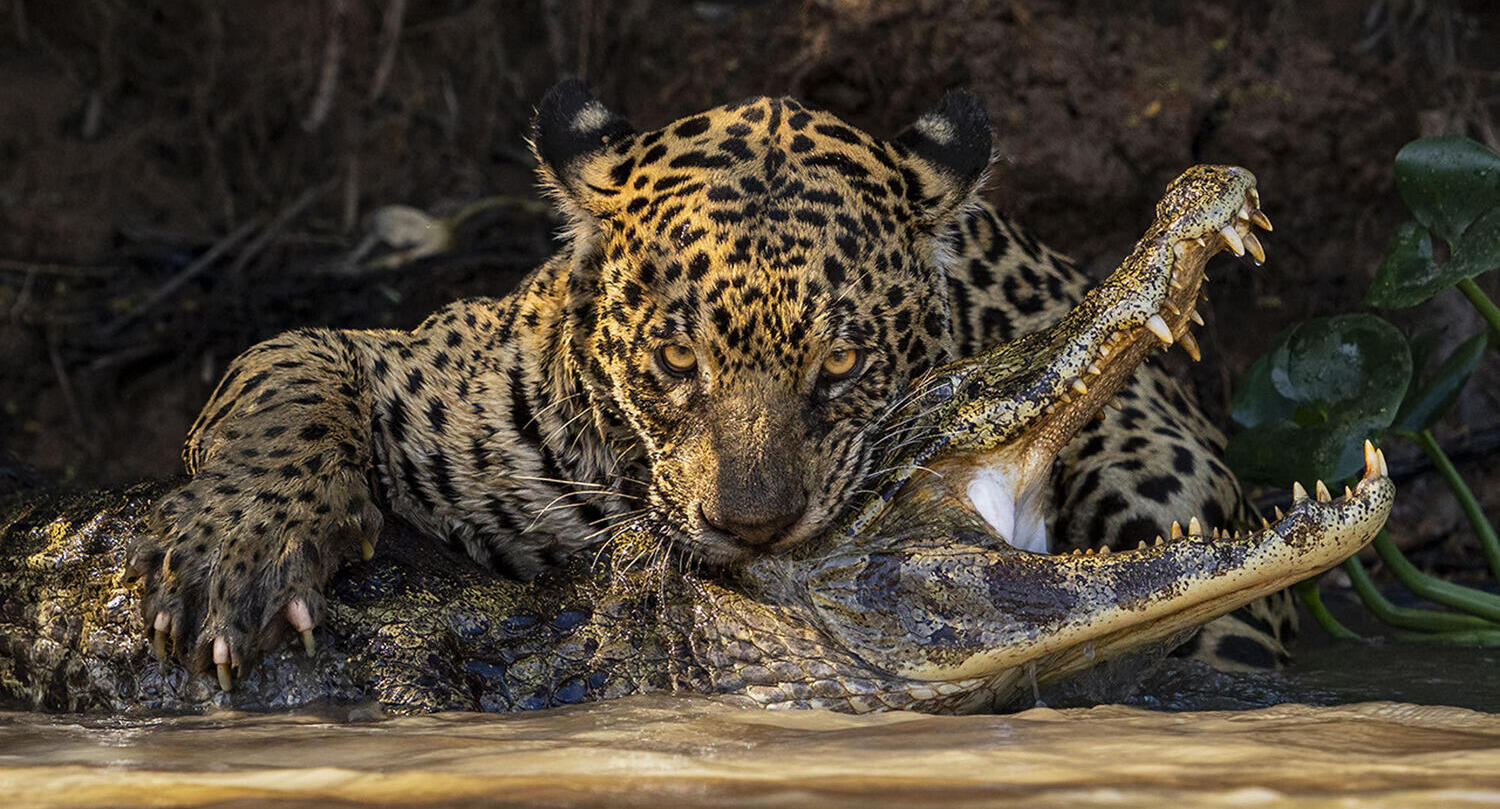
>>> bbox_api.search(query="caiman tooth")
[1274,505,1285,520]
[1260,516,1271,529]
[1243,231,1266,264]
[1179,330,1202,362]
[1059,391,1073,404]
[361,539,375,561]
[1292,481,1309,503]
[1106,397,1124,411]
[1377,448,1389,476]
[1189,309,1205,326]
[1137,540,1148,550]
[1188,516,1202,537]
[1363,440,1380,481]
[1211,527,1221,540]
[1173,241,1190,260]
[1344,485,1354,500]
[1220,225,1246,257]
[1071,378,1090,396]
[1146,314,1174,345]
[1170,520,1184,540]
[1250,209,1272,231]
[1192,236,1207,248]
[1154,535,1166,547]
[1087,362,1103,376]
[1315,480,1331,502]
[1249,187,1261,209]
[1165,302,1182,316]
[1098,545,1111,555]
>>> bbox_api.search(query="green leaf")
[1229,350,1297,429]
[1366,221,1443,308]
[1450,207,1500,278]
[1395,333,1487,433]
[1395,135,1500,247]
[1270,314,1411,415]
[1228,412,1391,485]
[1227,314,1412,485]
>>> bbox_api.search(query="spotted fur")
[135,80,1289,676]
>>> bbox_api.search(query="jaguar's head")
[531,80,993,564]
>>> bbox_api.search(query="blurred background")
[0,0,1496,573]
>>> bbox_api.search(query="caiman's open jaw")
[781,165,1396,711]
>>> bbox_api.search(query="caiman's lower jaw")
[803,444,1394,700]
[941,166,1273,554]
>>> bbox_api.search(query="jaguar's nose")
[700,493,808,548]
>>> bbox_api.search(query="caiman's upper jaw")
[851,165,1273,551]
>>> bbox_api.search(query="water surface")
[5,633,1498,808]
[5,697,1500,808]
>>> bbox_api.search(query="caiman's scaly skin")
[0,167,1395,714]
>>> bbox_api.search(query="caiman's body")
[0,167,1394,715]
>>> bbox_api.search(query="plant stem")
[1342,554,1498,632]
[1294,577,1360,639]
[1456,277,1500,343]
[1414,428,1500,581]
[1371,530,1500,623]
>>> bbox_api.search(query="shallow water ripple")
[4,697,1500,808]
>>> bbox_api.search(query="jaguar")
[135,80,1290,690]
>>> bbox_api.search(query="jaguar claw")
[213,636,233,692]
[151,612,171,662]
[287,598,316,657]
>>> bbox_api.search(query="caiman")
[0,166,1394,715]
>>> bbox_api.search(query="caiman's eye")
[820,347,867,382]
[657,343,699,377]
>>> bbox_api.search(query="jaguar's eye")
[658,343,699,377]
[821,347,866,381]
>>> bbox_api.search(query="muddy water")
[4,637,1500,809]
[4,627,1498,809]
[5,697,1500,808]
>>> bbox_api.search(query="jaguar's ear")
[892,90,993,221]
[531,79,637,224]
